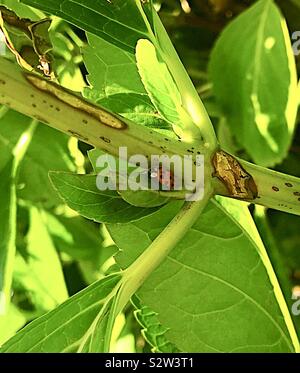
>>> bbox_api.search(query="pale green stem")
[76,188,213,352]
[115,186,213,318]
[0,57,211,161]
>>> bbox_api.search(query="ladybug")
[150,166,175,190]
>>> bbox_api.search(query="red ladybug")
[151,166,174,190]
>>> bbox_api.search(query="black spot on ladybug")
[285,182,293,187]
[187,149,194,153]
[294,191,300,196]
[82,119,88,124]
[272,186,279,192]
[164,138,169,141]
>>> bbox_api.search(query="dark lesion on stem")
[212,149,258,200]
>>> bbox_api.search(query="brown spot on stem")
[68,130,88,142]
[100,136,111,144]
[25,74,127,129]
[212,150,257,199]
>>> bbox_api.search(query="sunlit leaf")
[49,172,160,223]
[109,200,297,352]
[209,0,298,166]
[0,274,122,352]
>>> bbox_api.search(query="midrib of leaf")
[6,274,121,352]
[217,199,299,352]
[26,302,104,352]
[77,288,119,352]
[52,176,118,198]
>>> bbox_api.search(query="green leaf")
[0,304,26,346]
[0,5,53,77]
[13,206,68,312]
[0,158,17,315]
[0,109,76,208]
[18,128,76,207]
[42,212,117,283]
[43,213,103,263]
[136,39,196,140]
[0,113,37,317]
[49,24,85,92]
[108,200,298,352]
[257,206,300,334]
[88,148,169,208]
[97,94,173,132]
[0,0,44,19]
[83,33,172,132]
[209,0,298,167]
[132,295,180,352]
[21,0,153,53]
[291,0,300,8]
[0,274,122,352]
[49,171,160,223]
[119,189,169,208]
[84,33,146,98]
[150,10,216,146]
